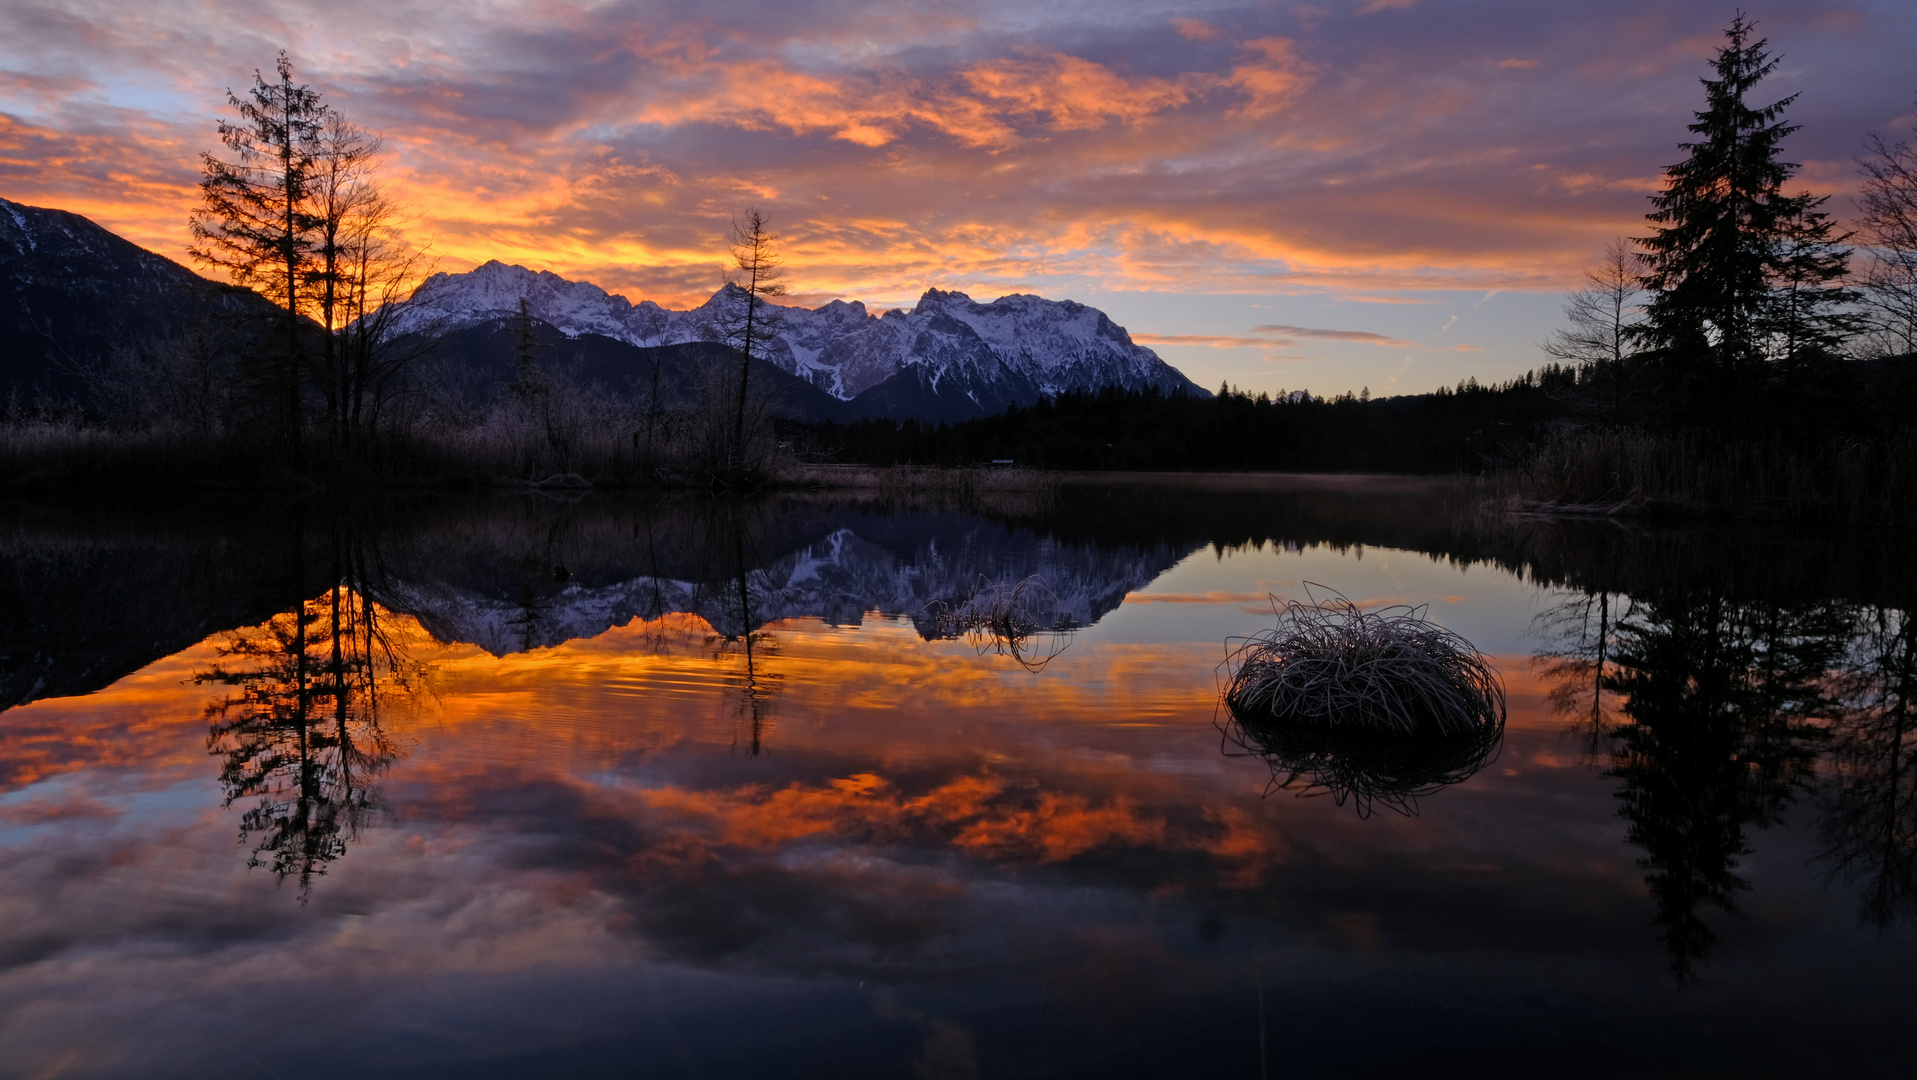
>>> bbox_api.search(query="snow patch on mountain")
[390,260,1206,403]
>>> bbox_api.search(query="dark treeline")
[781,347,1916,474]
[783,375,1571,473]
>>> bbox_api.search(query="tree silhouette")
[1601,594,1845,979]
[1818,605,1917,927]
[1542,242,1641,423]
[720,209,786,470]
[1634,15,1854,416]
[189,51,326,467]
[199,527,410,896]
[1856,120,1917,354]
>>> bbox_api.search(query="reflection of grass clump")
[929,575,1073,672]
[1220,588,1506,815]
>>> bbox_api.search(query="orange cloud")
[1131,334,1280,349]
[1173,19,1221,42]
[2,0,1894,355]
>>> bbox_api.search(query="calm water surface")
[2,478,1912,1078]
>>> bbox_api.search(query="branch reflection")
[197,524,417,896]
[1818,605,1917,927]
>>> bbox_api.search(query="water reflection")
[1535,588,1917,977]
[1819,606,1917,926]
[1221,710,1505,818]
[1606,596,1842,979]
[3,484,1916,1075]
[927,575,1076,672]
[198,523,416,893]
[1533,589,1629,757]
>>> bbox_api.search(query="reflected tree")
[707,520,781,756]
[1533,590,1632,758]
[1818,605,1917,927]
[199,524,412,895]
[1595,595,1847,979]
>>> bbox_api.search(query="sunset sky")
[3,1,1912,395]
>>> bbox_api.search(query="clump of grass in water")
[1219,586,1506,816]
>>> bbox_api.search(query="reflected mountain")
[11,478,1917,713]
[363,500,1193,655]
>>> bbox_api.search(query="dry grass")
[1219,587,1507,815]
[1508,427,1917,526]
[1222,589,1505,736]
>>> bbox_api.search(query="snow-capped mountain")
[390,261,1207,417]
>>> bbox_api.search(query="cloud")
[1172,18,1220,42]
[0,0,1902,316]
[1132,333,1282,349]
[1251,324,1416,347]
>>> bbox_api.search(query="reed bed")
[1219,588,1506,815]
[1509,427,1917,526]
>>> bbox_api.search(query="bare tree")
[306,112,384,447]
[330,194,440,460]
[1543,239,1641,420]
[721,209,787,467]
[1857,122,1917,354]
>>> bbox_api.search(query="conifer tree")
[1636,15,1852,383]
[189,51,327,465]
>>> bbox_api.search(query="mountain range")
[1,196,1206,422]
[394,261,1207,421]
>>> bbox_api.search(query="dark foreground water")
[2,477,1913,1079]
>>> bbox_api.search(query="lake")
[2,476,1912,1078]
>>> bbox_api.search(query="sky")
[2,1,1913,397]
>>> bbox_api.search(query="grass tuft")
[1219,586,1506,815]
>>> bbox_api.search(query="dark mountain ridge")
[0,196,274,403]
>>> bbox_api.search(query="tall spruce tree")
[189,52,327,466]
[1636,15,1852,392]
